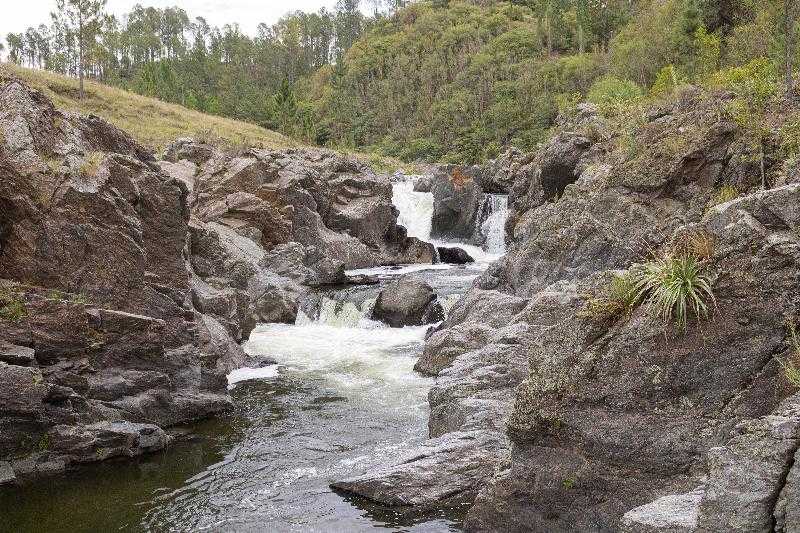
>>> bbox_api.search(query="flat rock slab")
[0,342,35,366]
[331,430,506,507]
[620,487,704,533]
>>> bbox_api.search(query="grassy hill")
[0,62,295,152]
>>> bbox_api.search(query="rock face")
[336,89,800,532]
[0,76,436,478]
[372,276,444,327]
[430,166,484,240]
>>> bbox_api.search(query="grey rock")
[332,430,506,506]
[0,342,34,366]
[696,394,800,533]
[372,276,444,328]
[620,488,704,533]
[0,461,15,485]
[775,448,800,533]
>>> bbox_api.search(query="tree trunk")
[78,14,85,100]
[787,0,796,96]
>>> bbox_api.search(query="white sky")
[1,1,342,47]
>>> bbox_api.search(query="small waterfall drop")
[391,174,509,262]
[391,179,433,241]
[478,194,509,255]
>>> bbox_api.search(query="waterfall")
[391,175,509,262]
[478,194,509,255]
[296,297,376,328]
[391,179,433,241]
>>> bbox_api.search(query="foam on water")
[243,322,431,407]
[227,366,280,389]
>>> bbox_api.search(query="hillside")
[0,62,294,152]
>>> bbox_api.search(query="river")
[0,175,508,532]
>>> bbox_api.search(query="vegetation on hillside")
[0,62,293,151]
[5,0,799,163]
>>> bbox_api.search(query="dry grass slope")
[0,62,295,152]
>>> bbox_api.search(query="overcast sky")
[1,1,341,45]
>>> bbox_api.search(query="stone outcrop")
[436,246,474,264]
[0,76,438,479]
[336,89,800,532]
[430,166,484,241]
[372,276,444,327]
[0,77,240,477]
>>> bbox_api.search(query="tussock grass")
[781,324,800,388]
[708,185,739,208]
[79,151,104,178]
[632,254,715,331]
[581,273,640,322]
[0,288,27,322]
[0,62,293,153]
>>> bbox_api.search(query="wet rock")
[436,246,474,264]
[430,167,484,241]
[413,175,433,192]
[372,276,444,328]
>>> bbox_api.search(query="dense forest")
[5,0,798,162]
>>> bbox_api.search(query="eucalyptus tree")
[51,0,107,98]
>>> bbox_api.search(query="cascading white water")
[391,179,433,241]
[479,194,509,255]
[389,175,509,263]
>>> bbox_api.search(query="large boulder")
[437,246,474,264]
[430,166,484,241]
[372,276,444,328]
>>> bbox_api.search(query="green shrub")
[650,64,687,98]
[0,289,27,322]
[588,76,644,115]
[632,255,715,331]
[581,272,641,322]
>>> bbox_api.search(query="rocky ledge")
[0,77,435,481]
[333,90,800,532]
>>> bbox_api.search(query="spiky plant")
[581,272,641,322]
[632,254,715,331]
[781,324,800,388]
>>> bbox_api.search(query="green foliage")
[581,272,641,322]
[0,289,27,322]
[8,0,797,162]
[779,115,800,160]
[587,76,643,115]
[632,254,715,332]
[782,323,800,388]
[712,59,779,187]
[693,25,721,78]
[650,64,687,98]
[708,185,740,208]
